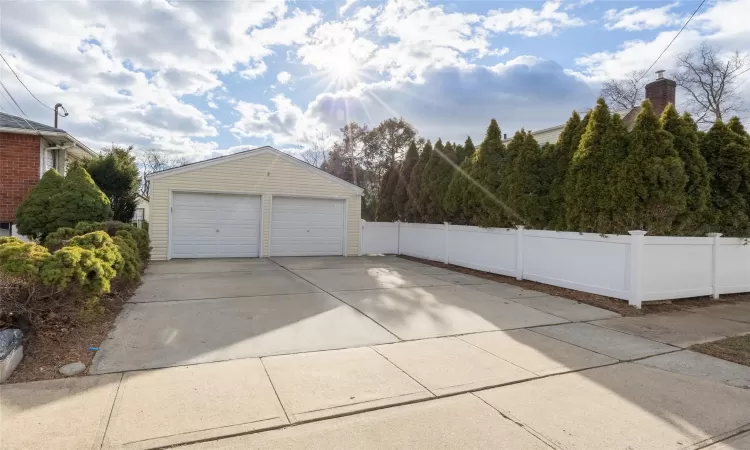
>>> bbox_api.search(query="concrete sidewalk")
[4,304,750,450]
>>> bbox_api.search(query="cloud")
[250,8,322,46]
[277,71,292,84]
[239,61,268,79]
[340,0,359,15]
[231,94,323,147]
[297,22,378,70]
[484,1,585,37]
[308,57,594,143]
[575,0,750,82]
[604,3,681,31]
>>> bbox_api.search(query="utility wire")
[0,52,54,111]
[0,80,26,116]
[0,79,49,142]
[635,0,706,84]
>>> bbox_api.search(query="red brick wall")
[0,133,41,222]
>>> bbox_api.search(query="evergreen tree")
[660,106,710,234]
[376,164,400,221]
[80,146,141,222]
[424,141,457,223]
[393,141,419,220]
[15,169,64,240]
[548,111,587,230]
[565,99,622,232]
[444,137,477,224]
[455,136,475,164]
[507,132,549,227]
[47,166,112,232]
[727,116,749,138]
[700,120,750,236]
[614,100,687,234]
[464,119,507,227]
[406,140,432,222]
[419,139,443,223]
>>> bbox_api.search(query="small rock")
[59,361,86,376]
[0,329,23,359]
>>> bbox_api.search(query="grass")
[691,335,750,367]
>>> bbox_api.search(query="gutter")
[0,127,97,157]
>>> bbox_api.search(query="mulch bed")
[4,281,137,384]
[399,255,750,317]
[691,335,750,367]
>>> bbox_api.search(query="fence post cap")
[706,232,723,237]
[628,230,647,236]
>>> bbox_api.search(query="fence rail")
[359,220,750,308]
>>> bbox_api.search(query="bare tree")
[138,148,191,195]
[674,42,748,124]
[599,70,646,111]
[297,130,331,167]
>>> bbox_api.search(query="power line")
[636,0,706,84]
[0,52,54,111]
[0,80,26,116]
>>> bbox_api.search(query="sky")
[0,0,748,162]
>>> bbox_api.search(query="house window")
[133,208,145,221]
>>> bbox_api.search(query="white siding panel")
[270,197,344,256]
[148,151,361,260]
[171,193,261,258]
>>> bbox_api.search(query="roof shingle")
[0,112,64,133]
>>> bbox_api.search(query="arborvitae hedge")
[701,120,750,236]
[506,132,549,228]
[455,136,475,164]
[393,141,419,220]
[549,111,587,230]
[419,139,444,223]
[15,169,64,240]
[376,164,400,222]
[660,106,710,235]
[466,119,507,227]
[614,100,687,234]
[424,140,457,223]
[407,140,432,222]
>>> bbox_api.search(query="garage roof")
[146,146,363,194]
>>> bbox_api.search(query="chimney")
[645,70,676,116]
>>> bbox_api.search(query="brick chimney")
[645,70,676,116]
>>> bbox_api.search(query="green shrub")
[393,141,419,220]
[406,141,432,222]
[40,246,117,294]
[113,230,141,281]
[68,231,124,273]
[47,166,112,232]
[0,238,50,278]
[44,221,151,263]
[15,169,64,240]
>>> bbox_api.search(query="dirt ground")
[399,255,750,317]
[691,335,750,367]
[5,281,136,383]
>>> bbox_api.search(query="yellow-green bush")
[0,237,50,278]
[113,230,141,281]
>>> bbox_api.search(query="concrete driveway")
[91,256,602,374]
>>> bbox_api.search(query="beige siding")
[148,151,362,260]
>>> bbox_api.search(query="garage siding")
[148,151,362,260]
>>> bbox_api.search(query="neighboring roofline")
[146,146,364,194]
[137,193,150,202]
[0,126,97,157]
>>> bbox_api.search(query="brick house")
[0,112,97,237]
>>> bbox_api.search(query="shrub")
[68,231,124,273]
[112,230,141,281]
[15,169,64,240]
[0,238,50,278]
[406,141,432,222]
[79,146,141,222]
[44,220,151,263]
[47,166,112,232]
[41,246,117,295]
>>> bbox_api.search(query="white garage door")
[171,192,261,258]
[270,197,345,256]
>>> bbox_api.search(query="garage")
[171,192,261,258]
[270,197,345,256]
[145,146,363,260]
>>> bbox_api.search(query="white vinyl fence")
[359,221,750,308]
